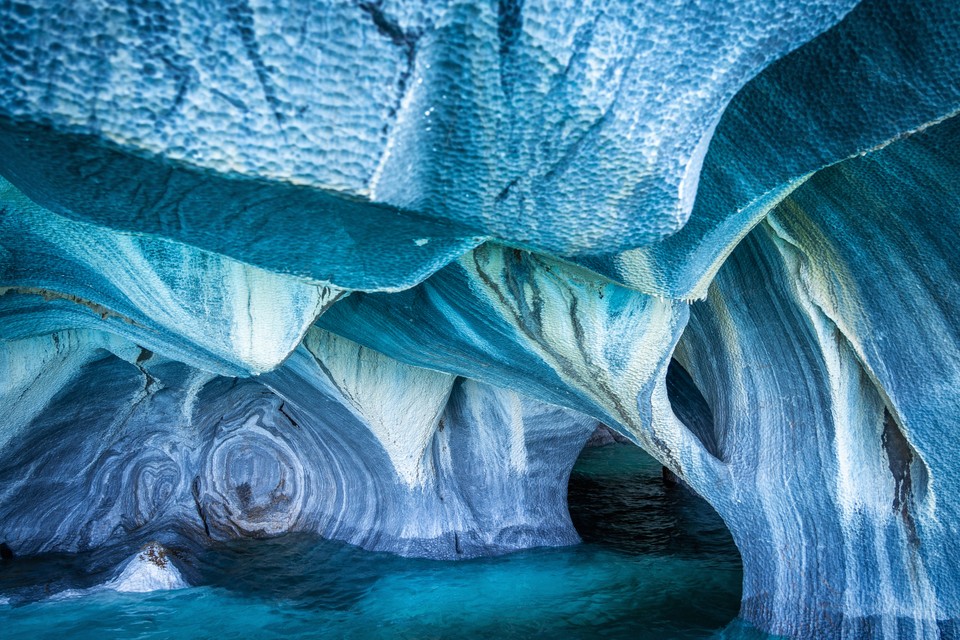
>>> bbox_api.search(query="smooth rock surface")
[0,328,595,559]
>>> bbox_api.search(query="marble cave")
[1,0,959,638]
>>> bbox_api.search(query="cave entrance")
[566,424,744,635]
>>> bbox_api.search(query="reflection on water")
[0,442,779,639]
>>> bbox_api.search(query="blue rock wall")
[0,328,595,559]
[0,176,340,374]
[2,0,960,637]
[664,115,960,637]
[579,0,960,299]
[0,0,855,255]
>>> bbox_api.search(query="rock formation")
[1,0,959,637]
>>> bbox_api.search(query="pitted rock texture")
[2,1,960,638]
[0,0,856,255]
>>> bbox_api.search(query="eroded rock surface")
[2,1,960,638]
[0,328,594,559]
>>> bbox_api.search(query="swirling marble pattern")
[318,243,722,489]
[0,328,595,559]
[662,117,960,636]
[313,86,960,640]
[2,2,960,638]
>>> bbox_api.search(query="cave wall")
[2,0,960,638]
[0,327,595,559]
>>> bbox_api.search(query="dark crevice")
[810,296,932,549]
[278,402,300,429]
[495,176,519,203]
[192,476,211,538]
[359,1,422,123]
[497,0,524,99]
[134,347,157,391]
[0,286,141,326]
[665,358,725,461]
[159,57,195,122]
[497,0,523,58]
[124,0,195,124]
[881,407,925,546]
[210,87,248,112]
[224,0,285,127]
[235,483,253,510]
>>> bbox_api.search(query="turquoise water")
[0,444,775,639]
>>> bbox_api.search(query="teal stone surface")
[2,1,960,638]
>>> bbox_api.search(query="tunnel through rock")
[4,0,960,638]
[566,428,745,632]
[568,425,739,559]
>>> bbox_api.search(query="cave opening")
[0,434,753,640]
[564,424,746,637]
[0,344,759,639]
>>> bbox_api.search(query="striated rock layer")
[2,0,960,638]
[0,327,595,559]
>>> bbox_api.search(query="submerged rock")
[107,543,188,594]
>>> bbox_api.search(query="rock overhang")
[2,1,960,637]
